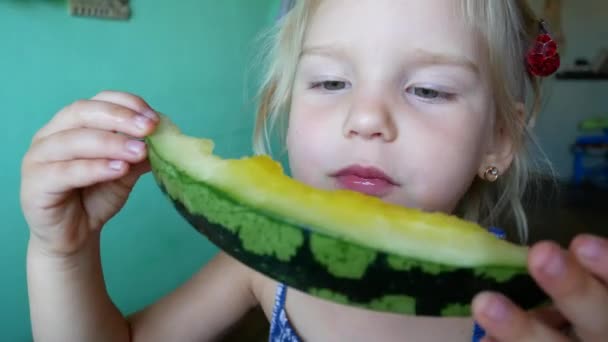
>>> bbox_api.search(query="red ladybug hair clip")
[526,19,561,77]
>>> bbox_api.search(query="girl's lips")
[331,165,399,197]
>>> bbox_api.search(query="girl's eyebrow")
[410,49,479,75]
[300,45,479,75]
[300,44,348,60]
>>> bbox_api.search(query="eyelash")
[310,80,350,91]
[309,80,455,103]
[405,86,455,103]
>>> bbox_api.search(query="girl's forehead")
[305,0,483,66]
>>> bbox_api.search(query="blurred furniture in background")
[572,116,608,187]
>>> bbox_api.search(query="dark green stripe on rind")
[147,143,549,316]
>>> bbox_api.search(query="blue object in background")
[572,118,608,186]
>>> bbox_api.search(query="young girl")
[21,0,608,341]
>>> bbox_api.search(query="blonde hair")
[252,0,552,244]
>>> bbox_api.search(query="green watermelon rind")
[146,140,549,316]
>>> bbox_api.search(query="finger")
[571,234,608,285]
[528,305,569,331]
[86,160,151,211]
[528,240,608,341]
[27,159,131,196]
[28,128,147,164]
[472,291,568,342]
[33,99,156,143]
[91,90,159,122]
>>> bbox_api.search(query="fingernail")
[109,160,125,171]
[134,115,151,130]
[142,109,159,122]
[577,237,602,261]
[126,140,145,155]
[481,294,508,322]
[541,250,565,277]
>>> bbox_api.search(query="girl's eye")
[311,80,348,91]
[414,87,439,99]
[406,86,453,102]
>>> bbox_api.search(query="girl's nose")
[342,93,397,142]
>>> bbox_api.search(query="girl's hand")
[471,233,608,341]
[20,90,159,257]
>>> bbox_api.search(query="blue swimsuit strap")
[472,226,506,341]
[269,282,301,342]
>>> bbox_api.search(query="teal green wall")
[1,1,278,340]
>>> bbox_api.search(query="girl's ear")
[477,102,526,181]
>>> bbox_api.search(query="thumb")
[121,159,151,188]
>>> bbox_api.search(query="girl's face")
[286,0,517,213]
